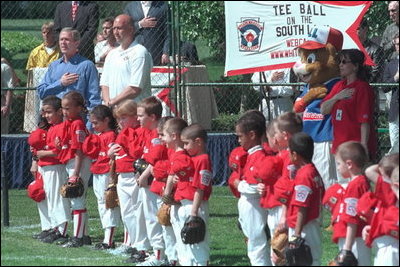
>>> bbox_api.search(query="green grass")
[1,186,340,266]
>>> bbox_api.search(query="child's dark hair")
[138,96,162,119]
[289,132,314,162]
[90,104,118,131]
[276,112,303,135]
[379,153,399,178]
[337,141,368,169]
[164,117,188,135]
[62,91,87,113]
[38,116,51,131]
[158,116,173,132]
[42,95,62,111]
[236,109,266,138]
[181,123,208,143]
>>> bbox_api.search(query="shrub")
[1,32,41,55]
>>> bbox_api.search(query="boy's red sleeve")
[70,120,88,151]
[254,155,283,185]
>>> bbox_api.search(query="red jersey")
[262,141,276,156]
[29,128,61,166]
[323,183,345,214]
[332,175,370,243]
[150,147,173,196]
[322,79,376,157]
[115,126,142,173]
[242,145,265,185]
[170,150,195,201]
[91,131,116,174]
[375,175,397,207]
[287,164,325,229]
[190,154,213,201]
[381,205,399,240]
[57,118,89,164]
[142,129,164,166]
[41,123,64,166]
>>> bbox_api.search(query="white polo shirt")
[100,40,153,102]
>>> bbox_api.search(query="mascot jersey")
[299,78,340,142]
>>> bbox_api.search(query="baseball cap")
[297,26,343,51]
[82,133,101,159]
[27,172,45,202]
[28,128,47,150]
[322,183,344,212]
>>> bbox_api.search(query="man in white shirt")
[94,17,118,67]
[100,14,152,107]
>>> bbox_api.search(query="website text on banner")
[224,1,373,76]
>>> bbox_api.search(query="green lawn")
[2,186,340,266]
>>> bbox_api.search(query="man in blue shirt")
[37,27,101,128]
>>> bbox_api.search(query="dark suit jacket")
[383,57,399,122]
[124,1,170,66]
[54,1,99,61]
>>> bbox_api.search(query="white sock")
[57,222,68,236]
[73,210,86,238]
[103,227,115,246]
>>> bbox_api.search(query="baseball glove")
[284,236,312,266]
[271,228,288,266]
[157,203,172,226]
[328,249,358,266]
[181,215,206,244]
[134,158,149,174]
[105,184,119,209]
[60,177,84,198]
[162,194,180,205]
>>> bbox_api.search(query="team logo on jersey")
[151,138,162,146]
[200,170,212,186]
[344,197,358,216]
[237,18,264,52]
[295,185,312,203]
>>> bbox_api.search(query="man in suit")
[124,1,170,66]
[54,1,99,62]
[383,34,399,154]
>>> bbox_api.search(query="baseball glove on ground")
[60,177,84,198]
[328,249,358,266]
[157,203,172,226]
[271,228,288,266]
[105,184,119,209]
[284,236,312,266]
[181,216,206,244]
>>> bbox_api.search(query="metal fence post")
[1,150,10,227]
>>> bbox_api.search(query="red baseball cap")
[357,192,379,223]
[28,129,47,150]
[322,183,344,212]
[82,133,101,159]
[27,172,45,202]
[297,26,343,51]
[229,146,248,171]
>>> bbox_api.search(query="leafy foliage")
[1,31,41,55]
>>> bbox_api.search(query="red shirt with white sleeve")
[190,153,213,201]
[170,150,195,201]
[332,175,370,243]
[29,127,62,166]
[115,126,142,173]
[286,163,325,228]
[91,131,117,174]
[322,79,376,156]
[150,147,173,196]
[242,145,266,185]
[57,118,89,164]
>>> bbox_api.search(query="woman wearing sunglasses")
[321,49,377,161]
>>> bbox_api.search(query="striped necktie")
[72,1,79,21]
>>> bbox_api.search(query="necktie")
[72,2,78,21]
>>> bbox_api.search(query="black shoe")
[82,235,92,245]
[124,250,148,263]
[41,230,63,244]
[54,234,70,245]
[61,237,83,248]
[93,242,115,250]
[33,229,52,239]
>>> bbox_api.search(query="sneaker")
[61,237,83,248]
[82,235,92,245]
[41,230,63,244]
[136,255,164,266]
[109,244,134,255]
[32,229,52,239]
[93,242,115,250]
[124,250,148,263]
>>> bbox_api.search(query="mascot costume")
[292,26,343,188]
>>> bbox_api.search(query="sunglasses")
[339,59,352,64]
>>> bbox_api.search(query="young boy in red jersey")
[332,141,371,265]
[286,132,325,266]
[180,123,213,266]
[135,96,167,266]
[36,96,70,244]
[235,111,272,266]
[161,117,195,266]
[365,153,398,207]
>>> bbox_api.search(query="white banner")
[225,1,372,76]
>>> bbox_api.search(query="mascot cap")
[297,26,343,51]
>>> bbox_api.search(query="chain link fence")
[1,1,398,190]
